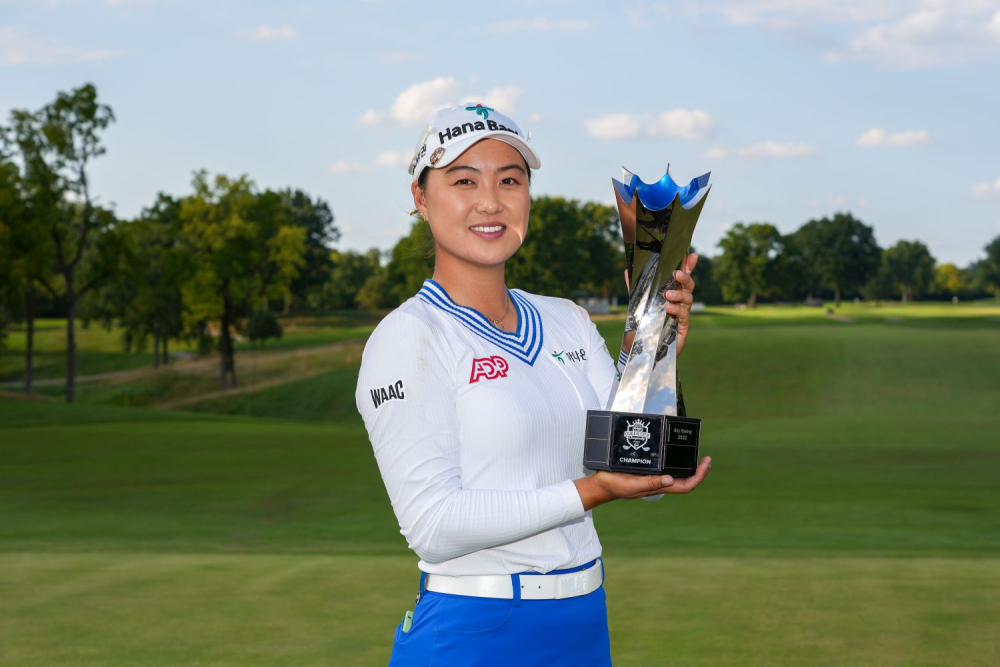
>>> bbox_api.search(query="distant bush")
[246,309,283,346]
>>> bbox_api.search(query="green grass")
[3,554,997,666]
[2,301,999,664]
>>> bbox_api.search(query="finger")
[665,456,712,494]
[673,269,696,292]
[665,302,690,319]
[628,473,675,498]
[683,252,699,276]
[597,471,674,500]
[664,289,694,306]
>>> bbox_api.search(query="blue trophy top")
[613,168,711,211]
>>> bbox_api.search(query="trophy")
[583,166,711,478]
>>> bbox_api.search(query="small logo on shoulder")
[470,356,509,384]
[370,379,405,409]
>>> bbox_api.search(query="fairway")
[2,303,1000,665]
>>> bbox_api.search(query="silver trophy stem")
[609,184,710,418]
[611,254,662,413]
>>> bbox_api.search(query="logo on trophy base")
[582,166,710,478]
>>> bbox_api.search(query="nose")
[475,181,503,215]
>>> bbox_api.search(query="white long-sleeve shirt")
[355,279,620,576]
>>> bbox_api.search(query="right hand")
[574,456,712,511]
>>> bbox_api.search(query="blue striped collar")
[418,279,544,366]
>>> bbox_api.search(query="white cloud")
[972,176,1000,197]
[374,150,411,168]
[361,77,526,127]
[647,109,714,140]
[823,5,1000,68]
[357,108,389,126]
[705,141,819,159]
[104,0,155,5]
[703,145,729,160]
[328,161,369,174]
[988,10,1000,39]
[585,113,641,140]
[690,1,1000,68]
[704,0,897,28]
[236,25,298,42]
[585,109,714,141]
[486,18,594,32]
[527,112,543,124]
[0,27,123,65]
[390,76,462,125]
[475,85,523,115]
[856,127,929,147]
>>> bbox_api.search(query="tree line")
[2,83,1000,403]
[0,84,337,401]
[707,215,1000,309]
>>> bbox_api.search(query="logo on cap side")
[429,147,445,166]
[465,104,494,120]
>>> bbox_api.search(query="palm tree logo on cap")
[465,104,494,120]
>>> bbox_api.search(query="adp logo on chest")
[470,356,509,384]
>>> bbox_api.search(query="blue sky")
[3,0,999,267]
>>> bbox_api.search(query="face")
[411,139,530,273]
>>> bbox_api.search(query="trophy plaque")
[583,167,711,478]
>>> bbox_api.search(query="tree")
[0,159,19,355]
[247,308,282,346]
[281,189,339,313]
[5,83,119,402]
[981,236,1000,297]
[883,240,935,302]
[715,222,786,308]
[307,248,383,311]
[506,197,622,299]
[0,219,12,353]
[793,212,881,307]
[179,172,307,390]
[933,263,970,298]
[689,251,723,305]
[180,173,258,390]
[245,189,307,311]
[81,194,190,367]
[862,263,895,304]
[383,217,436,305]
[356,265,395,311]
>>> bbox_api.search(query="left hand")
[664,252,698,356]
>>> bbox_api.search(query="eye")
[453,178,475,186]
[500,177,521,186]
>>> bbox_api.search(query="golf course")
[2,301,999,666]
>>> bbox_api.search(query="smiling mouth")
[469,224,505,233]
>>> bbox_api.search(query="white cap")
[408,104,541,182]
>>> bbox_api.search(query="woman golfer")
[356,104,711,666]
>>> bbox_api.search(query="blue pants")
[387,560,612,666]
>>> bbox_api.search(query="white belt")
[423,559,603,601]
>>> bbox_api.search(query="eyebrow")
[444,163,527,175]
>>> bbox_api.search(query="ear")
[411,180,428,219]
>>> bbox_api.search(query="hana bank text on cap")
[408,104,541,182]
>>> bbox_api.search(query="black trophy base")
[583,410,700,478]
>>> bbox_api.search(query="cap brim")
[436,131,541,171]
